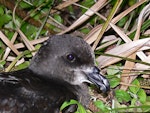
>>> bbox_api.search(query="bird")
[0,34,110,113]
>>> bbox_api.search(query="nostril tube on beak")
[93,66,100,74]
[86,66,110,93]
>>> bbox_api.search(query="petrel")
[0,34,110,113]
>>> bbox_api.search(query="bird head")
[29,34,110,93]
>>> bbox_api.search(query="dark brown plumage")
[0,34,110,113]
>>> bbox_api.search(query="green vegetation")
[0,0,150,112]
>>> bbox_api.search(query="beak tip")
[97,76,110,93]
[83,66,110,94]
[100,82,110,94]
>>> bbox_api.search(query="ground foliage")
[0,0,150,112]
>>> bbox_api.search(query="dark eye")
[66,54,75,62]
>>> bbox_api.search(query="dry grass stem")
[85,0,147,44]
[0,31,20,55]
[2,32,18,60]
[120,3,150,90]
[97,38,150,68]
[59,0,107,34]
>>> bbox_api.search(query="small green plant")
[60,99,87,113]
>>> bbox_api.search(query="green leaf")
[21,23,37,39]
[115,89,131,103]
[0,14,12,28]
[107,65,120,75]
[81,0,95,13]
[77,102,87,113]
[128,0,136,6]
[60,100,86,113]
[14,61,30,70]
[137,89,146,104]
[129,19,150,38]
[109,77,120,88]
[0,7,4,15]
[4,31,14,40]
[20,1,32,9]
[0,60,6,65]
[94,100,109,112]
[80,28,90,34]
[68,6,74,14]
[117,16,128,27]
[54,14,63,23]
[0,60,6,71]
[110,0,117,5]
[131,98,137,106]
[129,79,140,94]
[33,0,45,6]
[35,44,42,50]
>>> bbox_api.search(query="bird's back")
[0,69,77,113]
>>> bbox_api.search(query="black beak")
[86,66,110,93]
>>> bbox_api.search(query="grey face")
[29,34,110,93]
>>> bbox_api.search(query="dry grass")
[0,0,150,112]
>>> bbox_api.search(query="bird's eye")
[66,54,75,62]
